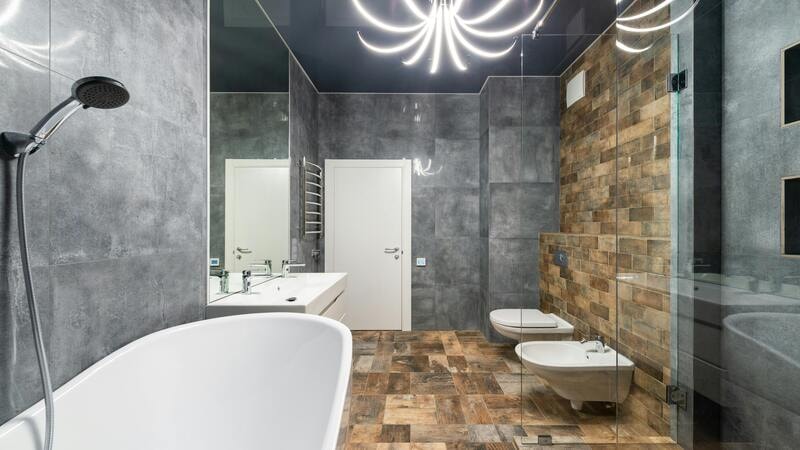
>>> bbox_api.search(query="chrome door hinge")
[667,70,687,93]
[667,385,688,410]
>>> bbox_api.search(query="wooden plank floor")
[339,331,677,450]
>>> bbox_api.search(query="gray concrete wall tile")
[435,94,480,139]
[488,238,539,295]
[489,183,558,239]
[435,188,480,238]
[0,0,207,424]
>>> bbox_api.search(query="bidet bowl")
[515,341,635,410]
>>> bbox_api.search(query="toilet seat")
[489,308,574,341]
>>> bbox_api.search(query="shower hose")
[16,152,55,450]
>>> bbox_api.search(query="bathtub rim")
[0,312,353,450]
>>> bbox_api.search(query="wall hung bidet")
[0,76,130,450]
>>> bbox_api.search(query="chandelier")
[353,0,544,74]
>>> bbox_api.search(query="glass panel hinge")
[667,385,688,410]
[667,70,688,93]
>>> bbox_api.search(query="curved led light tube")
[456,0,544,39]
[615,0,699,54]
[352,0,427,33]
[615,40,654,53]
[451,19,517,58]
[403,1,439,66]
[458,0,512,26]
[430,6,445,74]
[355,0,537,73]
[403,0,429,20]
[357,27,430,54]
[616,0,677,22]
[616,0,699,33]
[443,5,467,71]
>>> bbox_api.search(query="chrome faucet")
[581,334,606,353]
[242,263,279,295]
[282,259,305,278]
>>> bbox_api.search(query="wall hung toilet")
[489,309,574,341]
[515,341,635,410]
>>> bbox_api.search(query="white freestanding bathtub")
[0,313,352,450]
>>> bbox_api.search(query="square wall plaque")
[782,176,800,256]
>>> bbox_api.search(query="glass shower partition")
[514,14,631,444]
[670,0,800,448]
[508,0,800,448]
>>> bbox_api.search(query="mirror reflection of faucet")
[282,259,306,278]
[210,268,230,294]
[219,270,229,294]
[250,259,273,276]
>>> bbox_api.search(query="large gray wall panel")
[318,93,481,330]
[0,0,207,424]
[480,77,560,342]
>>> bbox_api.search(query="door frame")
[324,159,412,331]
[224,158,291,272]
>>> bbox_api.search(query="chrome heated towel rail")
[302,156,323,237]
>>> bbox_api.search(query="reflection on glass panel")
[672,0,800,448]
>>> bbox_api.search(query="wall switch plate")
[415,257,427,267]
[553,250,568,268]
[210,258,220,267]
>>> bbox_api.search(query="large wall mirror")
[209,0,290,302]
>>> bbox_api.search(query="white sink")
[206,273,347,319]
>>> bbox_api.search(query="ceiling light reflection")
[413,158,442,177]
[0,0,21,27]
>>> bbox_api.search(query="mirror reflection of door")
[224,159,290,272]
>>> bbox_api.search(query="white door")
[225,159,290,272]
[325,160,411,330]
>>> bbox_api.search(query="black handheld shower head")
[1,75,129,158]
[72,76,130,110]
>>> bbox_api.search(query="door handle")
[384,247,400,254]
[237,247,252,254]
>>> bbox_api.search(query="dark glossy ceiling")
[211,0,289,92]
[222,0,629,93]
